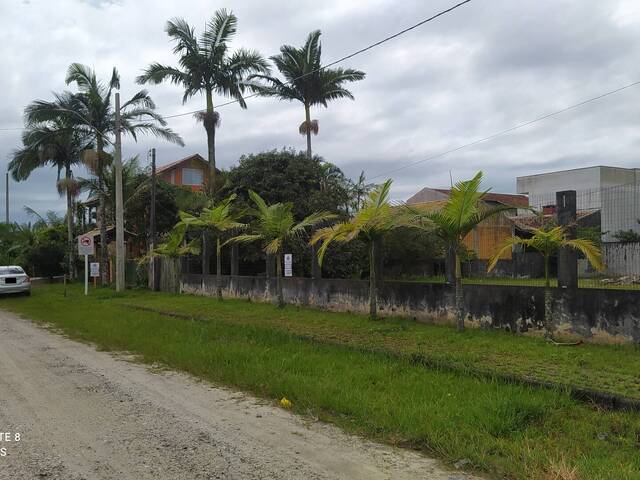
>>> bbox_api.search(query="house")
[156,153,209,191]
[406,187,529,264]
[516,166,640,242]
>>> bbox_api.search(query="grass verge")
[2,284,640,480]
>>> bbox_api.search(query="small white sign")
[284,253,293,277]
[90,262,100,278]
[78,234,95,256]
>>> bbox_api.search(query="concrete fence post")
[557,190,578,289]
[230,243,239,276]
[311,243,322,279]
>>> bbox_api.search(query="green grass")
[115,287,640,402]
[3,284,640,480]
[396,275,640,290]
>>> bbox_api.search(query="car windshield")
[0,267,24,275]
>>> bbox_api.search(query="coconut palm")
[404,172,512,331]
[312,179,404,319]
[488,223,604,337]
[137,9,269,192]
[9,98,91,279]
[26,63,184,284]
[177,194,246,300]
[232,191,335,308]
[250,30,365,159]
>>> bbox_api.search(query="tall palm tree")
[27,63,184,284]
[312,179,403,319]
[488,223,604,337]
[9,96,91,280]
[177,194,246,300]
[137,9,269,192]
[232,191,334,308]
[404,172,512,331]
[250,30,365,159]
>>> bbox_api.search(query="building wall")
[517,166,602,210]
[158,158,207,191]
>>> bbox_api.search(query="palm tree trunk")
[544,254,552,338]
[216,237,223,301]
[97,137,108,286]
[369,240,378,319]
[201,232,209,275]
[65,163,75,281]
[455,251,464,331]
[205,89,216,194]
[276,252,284,308]
[304,103,312,160]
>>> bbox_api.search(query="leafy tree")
[27,63,183,284]
[489,224,604,337]
[10,92,92,279]
[177,194,246,300]
[125,181,180,241]
[404,172,511,331]
[232,191,335,307]
[312,180,405,319]
[250,30,365,159]
[137,9,269,192]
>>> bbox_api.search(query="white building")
[517,166,640,242]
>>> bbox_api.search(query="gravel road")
[0,310,476,480]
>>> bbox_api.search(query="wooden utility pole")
[114,92,126,292]
[5,172,8,224]
[149,148,159,291]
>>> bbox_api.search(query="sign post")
[284,253,293,277]
[78,234,95,295]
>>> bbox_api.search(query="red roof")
[433,189,529,208]
[156,154,208,174]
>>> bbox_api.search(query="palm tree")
[404,172,512,331]
[27,63,184,284]
[232,191,334,308]
[250,30,365,159]
[312,179,403,319]
[177,194,246,300]
[9,96,91,279]
[351,171,374,212]
[488,223,604,337]
[137,9,269,192]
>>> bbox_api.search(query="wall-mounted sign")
[284,253,293,277]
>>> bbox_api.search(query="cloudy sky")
[1,0,639,221]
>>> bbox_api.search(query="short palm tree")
[233,191,335,308]
[488,223,604,337]
[9,95,91,280]
[404,172,512,331]
[351,171,374,212]
[137,9,269,192]
[250,30,365,159]
[26,63,183,284]
[177,194,246,300]
[312,179,403,319]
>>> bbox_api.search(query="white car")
[0,266,31,296]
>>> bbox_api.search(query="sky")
[1,0,640,222]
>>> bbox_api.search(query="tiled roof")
[432,189,529,207]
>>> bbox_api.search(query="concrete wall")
[179,274,640,343]
[603,242,640,276]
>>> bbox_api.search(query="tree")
[250,30,365,159]
[26,63,183,285]
[137,9,269,192]
[404,172,511,331]
[177,194,246,300]
[9,103,90,280]
[488,224,604,337]
[232,191,334,307]
[350,171,374,212]
[312,180,404,319]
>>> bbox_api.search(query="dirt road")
[0,310,475,480]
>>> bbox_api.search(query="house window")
[182,168,203,186]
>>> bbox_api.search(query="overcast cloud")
[1,0,640,221]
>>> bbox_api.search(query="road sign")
[284,254,293,277]
[90,262,100,278]
[78,234,95,256]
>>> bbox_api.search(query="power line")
[369,79,640,180]
[153,0,473,119]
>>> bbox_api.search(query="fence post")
[230,243,239,276]
[311,243,322,279]
[557,190,578,289]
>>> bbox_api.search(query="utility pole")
[114,92,125,292]
[5,172,8,224]
[149,148,159,291]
